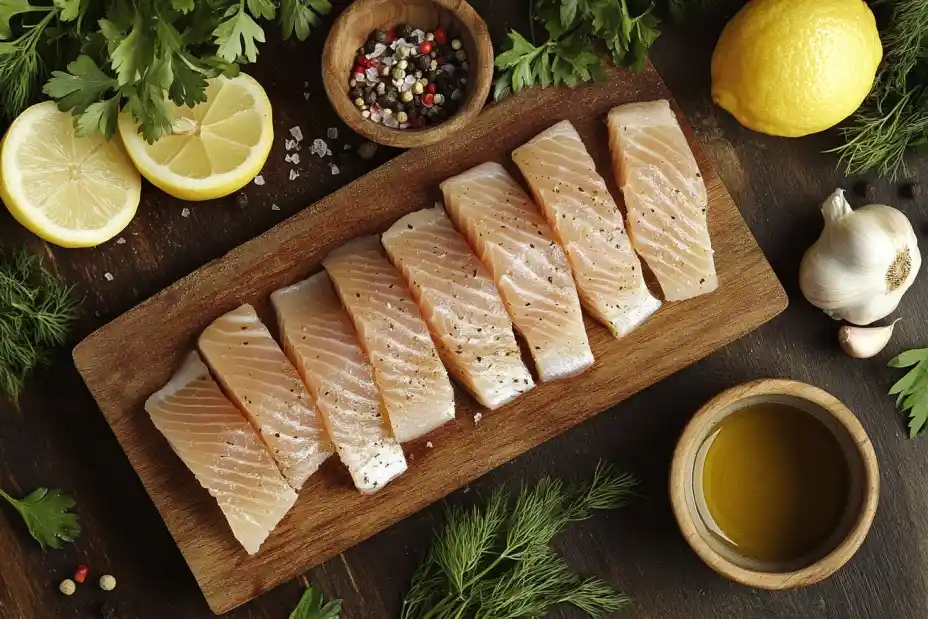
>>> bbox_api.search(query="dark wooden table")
[1,3,924,618]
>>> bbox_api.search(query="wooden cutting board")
[73,62,787,614]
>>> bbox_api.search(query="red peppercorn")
[434,28,447,44]
[423,93,435,107]
[353,64,365,76]
[386,28,396,43]
[419,41,434,54]
[427,83,437,94]
[74,565,89,584]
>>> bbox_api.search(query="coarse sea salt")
[473,412,483,425]
[365,67,380,82]
[325,148,333,156]
[272,204,280,211]
[365,42,388,59]
[289,126,303,142]
[104,272,114,282]
[285,139,296,151]
[426,441,433,449]
[289,169,300,181]
[303,92,310,100]
[410,29,425,44]
[254,175,265,186]
[116,237,126,245]
[291,153,300,164]
[330,163,340,175]
[311,139,328,158]
[327,127,339,140]
[181,207,190,218]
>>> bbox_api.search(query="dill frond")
[0,9,56,120]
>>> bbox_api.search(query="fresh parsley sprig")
[0,486,81,549]
[401,462,636,619]
[0,0,331,142]
[290,586,341,619]
[889,348,928,437]
[494,0,660,100]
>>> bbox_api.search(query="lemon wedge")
[119,73,273,202]
[0,102,141,248]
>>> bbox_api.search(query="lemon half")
[119,73,273,202]
[0,101,141,248]
[711,0,882,137]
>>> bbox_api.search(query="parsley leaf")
[0,486,81,549]
[290,586,342,619]
[280,0,331,42]
[889,348,928,437]
[0,0,42,40]
[43,55,117,114]
[493,0,662,100]
[214,2,266,63]
[52,0,81,22]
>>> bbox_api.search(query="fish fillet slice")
[513,120,661,337]
[607,99,718,301]
[323,236,455,442]
[271,274,408,493]
[198,304,333,489]
[382,207,535,409]
[145,352,298,555]
[441,162,594,381]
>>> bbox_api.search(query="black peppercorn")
[416,55,431,71]
[426,70,438,82]
[393,102,405,113]
[900,181,921,199]
[349,87,363,100]
[397,23,413,38]
[852,180,875,200]
[365,90,378,105]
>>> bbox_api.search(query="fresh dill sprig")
[401,463,637,619]
[831,0,928,179]
[0,251,80,402]
[0,7,56,121]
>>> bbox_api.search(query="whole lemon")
[711,0,882,137]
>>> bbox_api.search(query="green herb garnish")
[0,486,81,549]
[0,250,80,402]
[889,348,928,437]
[493,0,660,100]
[830,0,928,179]
[0,0,331,141]
[401,463,636,619]
[290,586,341,619]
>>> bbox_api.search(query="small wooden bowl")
[670,379,879,590]
[322,0,493,148]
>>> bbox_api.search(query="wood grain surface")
[73,56,785,613]
[2,2,928,619]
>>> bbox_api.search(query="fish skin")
[440,162,594,381]
[145,351,298,555]
[513,120,661,337]
[323,236,456,443]
[607,99,718,301]
[198,304,333,490]
[382,206,535,409]
[271,273,408,494]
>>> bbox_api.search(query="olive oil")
[701,402,850,564]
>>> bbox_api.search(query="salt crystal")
[285,154,293,164]
[434,93,445,105]
[291,153,300,164]
[365,67,379,82]
[399,123,409,130]
[382,56,396,67]
[451,88,463,101]
[104,272,114,282]
[390,37,406,50]
[272,204,280,211]
[289,126,303,142]
[285,139,296,151]
[254,175,265,186]
[426,441,433,449]
[289,169,300,181]
[473,412,483,425]
[304,81,309,88]
[343,144,353,151]
[325,148,333,156]
[326,127,339,140]
[116,237,126,245]
[181,207,190,218]
[311,138,328,158]
[383,116,400,129]
[365,42,388,59]
[330,163,340,175]
[411,29,425,44]
[303,92,310,100]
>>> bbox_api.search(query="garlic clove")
[838,319,900,359]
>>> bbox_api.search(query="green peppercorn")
[374,29,387,43]
[396,111,409,123]
[400,90,414,103]
[451,39,462,50]
[354,97,365,108]
[412,81,425,95]
[455,49,467,62]
[397,46,410,59]
[393,68,406,80]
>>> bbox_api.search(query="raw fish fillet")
[441,162,594,381]
[607,99,718,301]
[145,352,298,555]
[382,206,535,409]
[198,304,333,489]
[513,120,661,337]
[271,273,407,493]
[323,237,455,442]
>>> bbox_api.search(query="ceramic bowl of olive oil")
[670,379,879,590]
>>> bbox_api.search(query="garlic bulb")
[800,189,921,325]
[839,320,899,359]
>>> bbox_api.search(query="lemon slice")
[119,73,273,202]
[0,102,141,248]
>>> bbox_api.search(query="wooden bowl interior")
[324,0,490,148]
[670,380,879,590]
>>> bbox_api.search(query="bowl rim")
[669,378,880,590]
[321,0,493,148]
